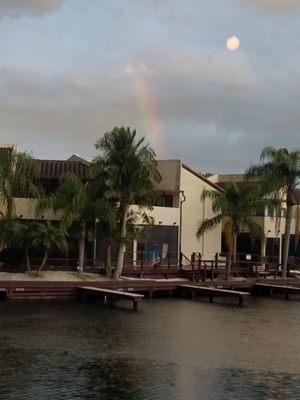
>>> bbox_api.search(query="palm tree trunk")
[226,250,232,280]
[114,204,129,280]
[78,221,86,274]
[35,250,48,277]
[105,239,112,277]
[282,204,293,278]
[25,246,31,275]
[233,232,237,269]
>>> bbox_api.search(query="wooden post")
[133,301,138,311]
[211,260,214,281]
[179,252,183,272]
[238,296,243,307]
[285,292,289,301]
[203,263,207,281]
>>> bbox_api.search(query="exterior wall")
[180,165,222,260]
[157,160,181,192]
[12,198,62,220]
[130,205,180,227]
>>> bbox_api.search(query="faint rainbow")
[135,74,164,154]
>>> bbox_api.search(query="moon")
[226,35,240,51]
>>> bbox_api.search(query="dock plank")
[179,284,250,306]
[254,283,300,299]
[78,286,144,310]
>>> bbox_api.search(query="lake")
[0,296,299,399]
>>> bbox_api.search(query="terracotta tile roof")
[38,160,90,180]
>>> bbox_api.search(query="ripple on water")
[0,298,299,400]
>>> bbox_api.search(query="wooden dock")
[0,288,7,299]
[254,283,300,300]
[78,286,145,311]
[179,284,250,306]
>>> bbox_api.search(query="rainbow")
[135,75,164,154]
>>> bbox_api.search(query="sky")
[1,0,300,173]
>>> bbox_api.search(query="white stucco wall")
[130,205,180,227]
[12,198,62,220]
[180,165,222,260]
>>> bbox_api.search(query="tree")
[89,159,119,276]
[10,221,37,275]
[0,146,40,220]
[196,182,274,279]
[245,147,300,278]
[32,221,67,277]
[43,172,90,274]
[95,127,161,279]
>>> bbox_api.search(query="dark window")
[155,194,173,207]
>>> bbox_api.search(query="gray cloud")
[1,41,300,172]
[244,0,300,12]
[0,0,63,17]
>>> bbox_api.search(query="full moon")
[226,35,240,51]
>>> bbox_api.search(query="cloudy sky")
[1,0,300,173]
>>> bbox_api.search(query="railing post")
[179,252,183,272]
[192,262,195,282]
[211,261,214,281]
[203,263,207,281]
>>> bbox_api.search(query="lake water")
[0,296,299,400]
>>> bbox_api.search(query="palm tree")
[0,146,40,220]
[10,221,37,275]
[89,158,119,276]
[196,182,274,279]
[32,221,68,277]
[44,172,90,274]
[245,147,300,278]
[95,127,161,279]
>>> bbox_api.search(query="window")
[155,194,173,207]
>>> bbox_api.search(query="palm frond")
[196,214,223,238]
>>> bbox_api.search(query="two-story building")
[5,145,222,266]
[208,173,300,262]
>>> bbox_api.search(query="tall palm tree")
[44,172,90,274]
[245,146,300,278]
[95,127,161,279]
[32,221,68,277]
[89,158,119,276]
[196,182,274,278]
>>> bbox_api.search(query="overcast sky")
[1,0,300,173]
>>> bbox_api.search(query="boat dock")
[0,278,300,308]
[179,284,250,306]
[78,286,144,311]
[254,283,300,300]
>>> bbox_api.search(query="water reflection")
[0,298,299,399]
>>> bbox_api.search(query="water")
[0,296,299,400]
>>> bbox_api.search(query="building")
[208,173,300,261]
[5,146,222,266]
